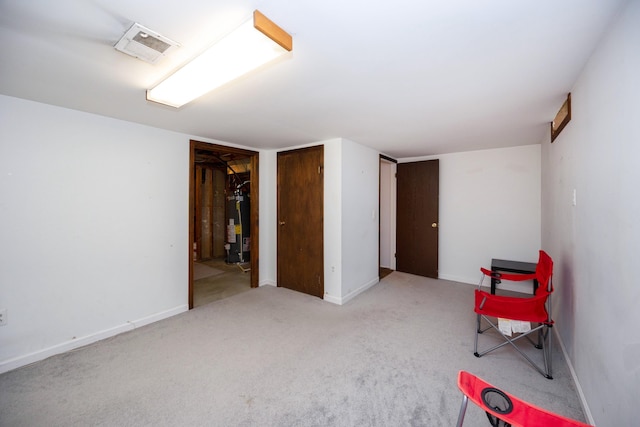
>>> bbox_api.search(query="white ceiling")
[0,0,627,158]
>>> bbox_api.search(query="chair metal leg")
[535,323,544,349]
[474,314,481,356]
[544,325,553,379]
[475,314,554,379]
[456,395,469,427]
[533,327,552,379]
[549,326,553,378]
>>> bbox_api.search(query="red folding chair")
[474,250,554,379]
[456,371,593,427]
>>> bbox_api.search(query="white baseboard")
[323,294,342,305]
[324,277,379,305]
[0,304,188,374]
[554,330,595,425]
[438,273,476,285]
[259,280,277,287]
[439,273,537,295]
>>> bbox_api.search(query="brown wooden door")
[396,160,439,278]
[277,146,324,298]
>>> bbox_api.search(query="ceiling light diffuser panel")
[146,10,292,108]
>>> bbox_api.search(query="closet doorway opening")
[379,155,397,279]
[189,140,259,309]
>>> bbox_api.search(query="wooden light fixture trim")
[254,10,293,51]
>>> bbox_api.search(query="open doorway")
[189,140,259,309]
[379,155,397,279]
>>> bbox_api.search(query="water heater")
[226,190,250,263]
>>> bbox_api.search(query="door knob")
[279,221,286,226]
[431,222,438,228]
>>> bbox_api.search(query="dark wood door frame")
[189,140,259,309]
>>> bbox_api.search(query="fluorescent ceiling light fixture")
[147,10,292,108]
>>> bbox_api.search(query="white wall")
[0,94,266,373]
[0,95,189,372]
[258,149,277,287]
[401,145,541,288]
[541,2,640,425]
[339,139,380,302]
[323,139,343,302]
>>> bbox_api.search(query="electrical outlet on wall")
[0,308,7,326]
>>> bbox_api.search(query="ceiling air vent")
[115,23,179,64]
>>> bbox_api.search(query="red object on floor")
[455,371,593,427]
[474,250,555,378]
[476,250,553,323]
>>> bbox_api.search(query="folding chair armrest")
[480,268,536,282]
[457,371,593,427]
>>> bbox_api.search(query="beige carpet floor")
[0,272,587,426]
